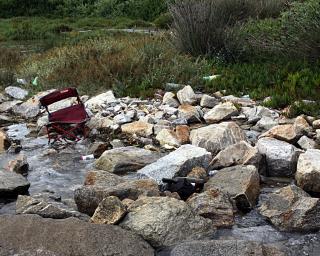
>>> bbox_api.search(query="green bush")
[240,0,320,61]
[154,13,173,29]
[205,60,320,109]
[169,0,289,58]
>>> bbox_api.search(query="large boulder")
[296,149,320,193]
[12,101,40,119]
[16,194,86,220]
[177,85,197,105]
[169,240,284,256]
[0,170,30,197]
[204,102,238,124]
[0,100,22,112]
[190,122,246,156]
[74,179,160,215]
[0,214,154,256]
[243,106,279,124]
[121,121,153,137]
[120,196,212,247]
[259,185,320,232]
[210,141,261,169]
[205,165,260,211]
[95,146,161,174]
[187,189,234,227]
[257,137,301,177]
[91,196,127,224]
[137,144,212,184]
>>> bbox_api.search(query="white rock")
[296,149,320,193]
[85,91,117,112]
[257,137,301,177]
[204,102,238,124]
[137,144,212,184]
[177,85,197,105]
[5,86,28,100]
[156,129,180,148]
[113,113,132,125]
[190,122,246,156]
[297,136,316,150]
[163,92,180,108]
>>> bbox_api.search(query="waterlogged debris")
[6,123,30,141]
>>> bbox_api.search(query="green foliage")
[239,0,320,61]
[154,13,173,29]
[169,0,289,57]
[205,60,320,109]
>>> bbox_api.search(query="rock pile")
[1,84,320,254]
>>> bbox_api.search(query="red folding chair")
[39,88,90,144]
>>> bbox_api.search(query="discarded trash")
[203,75,221,81]
[17,78,27,85]
[162,177,205,200]
[81,154,95,161]
[208,170,217,176]
[32,76,39,86]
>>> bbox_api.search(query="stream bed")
[0,130,320,255]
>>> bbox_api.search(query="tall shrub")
[169,0,289,57]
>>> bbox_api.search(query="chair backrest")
[39,87,80,107]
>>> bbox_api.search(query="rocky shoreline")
[1,84,320,255]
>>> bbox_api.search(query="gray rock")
[204,102,238,124]
[0,214,154,256]
[205,165,260,211]
[165,83,185,91]
[16,194,86,219]
[95,146,161,174]
[210,141,261,169]
[156,129,181,147]
[137,144,212,184]
[160,105,178,115]
[12,101,40,119]
[296,149,320,193]
[113,113,132,124]
[190,122,246,156]
[6,123,30,141]
[120,196,212,247]
[297,135,316,150]
[75,179,160,215]
[84,169,124,186]
[177,85,197,105]
[87,113,114,130]
[255,116,278,131]
[91,196,127,224]
[163,92,180,107]
[0,100,22,112]
[200,94,219,108]
[259,185,320,231]
[5,86,28,100]
[243,106,279,124]
[0,170,30,197]
[170,240,283,256]
[178,104,202,123]
[187,189,234,227]
[257,137,301,177]
[85,90,117,112]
